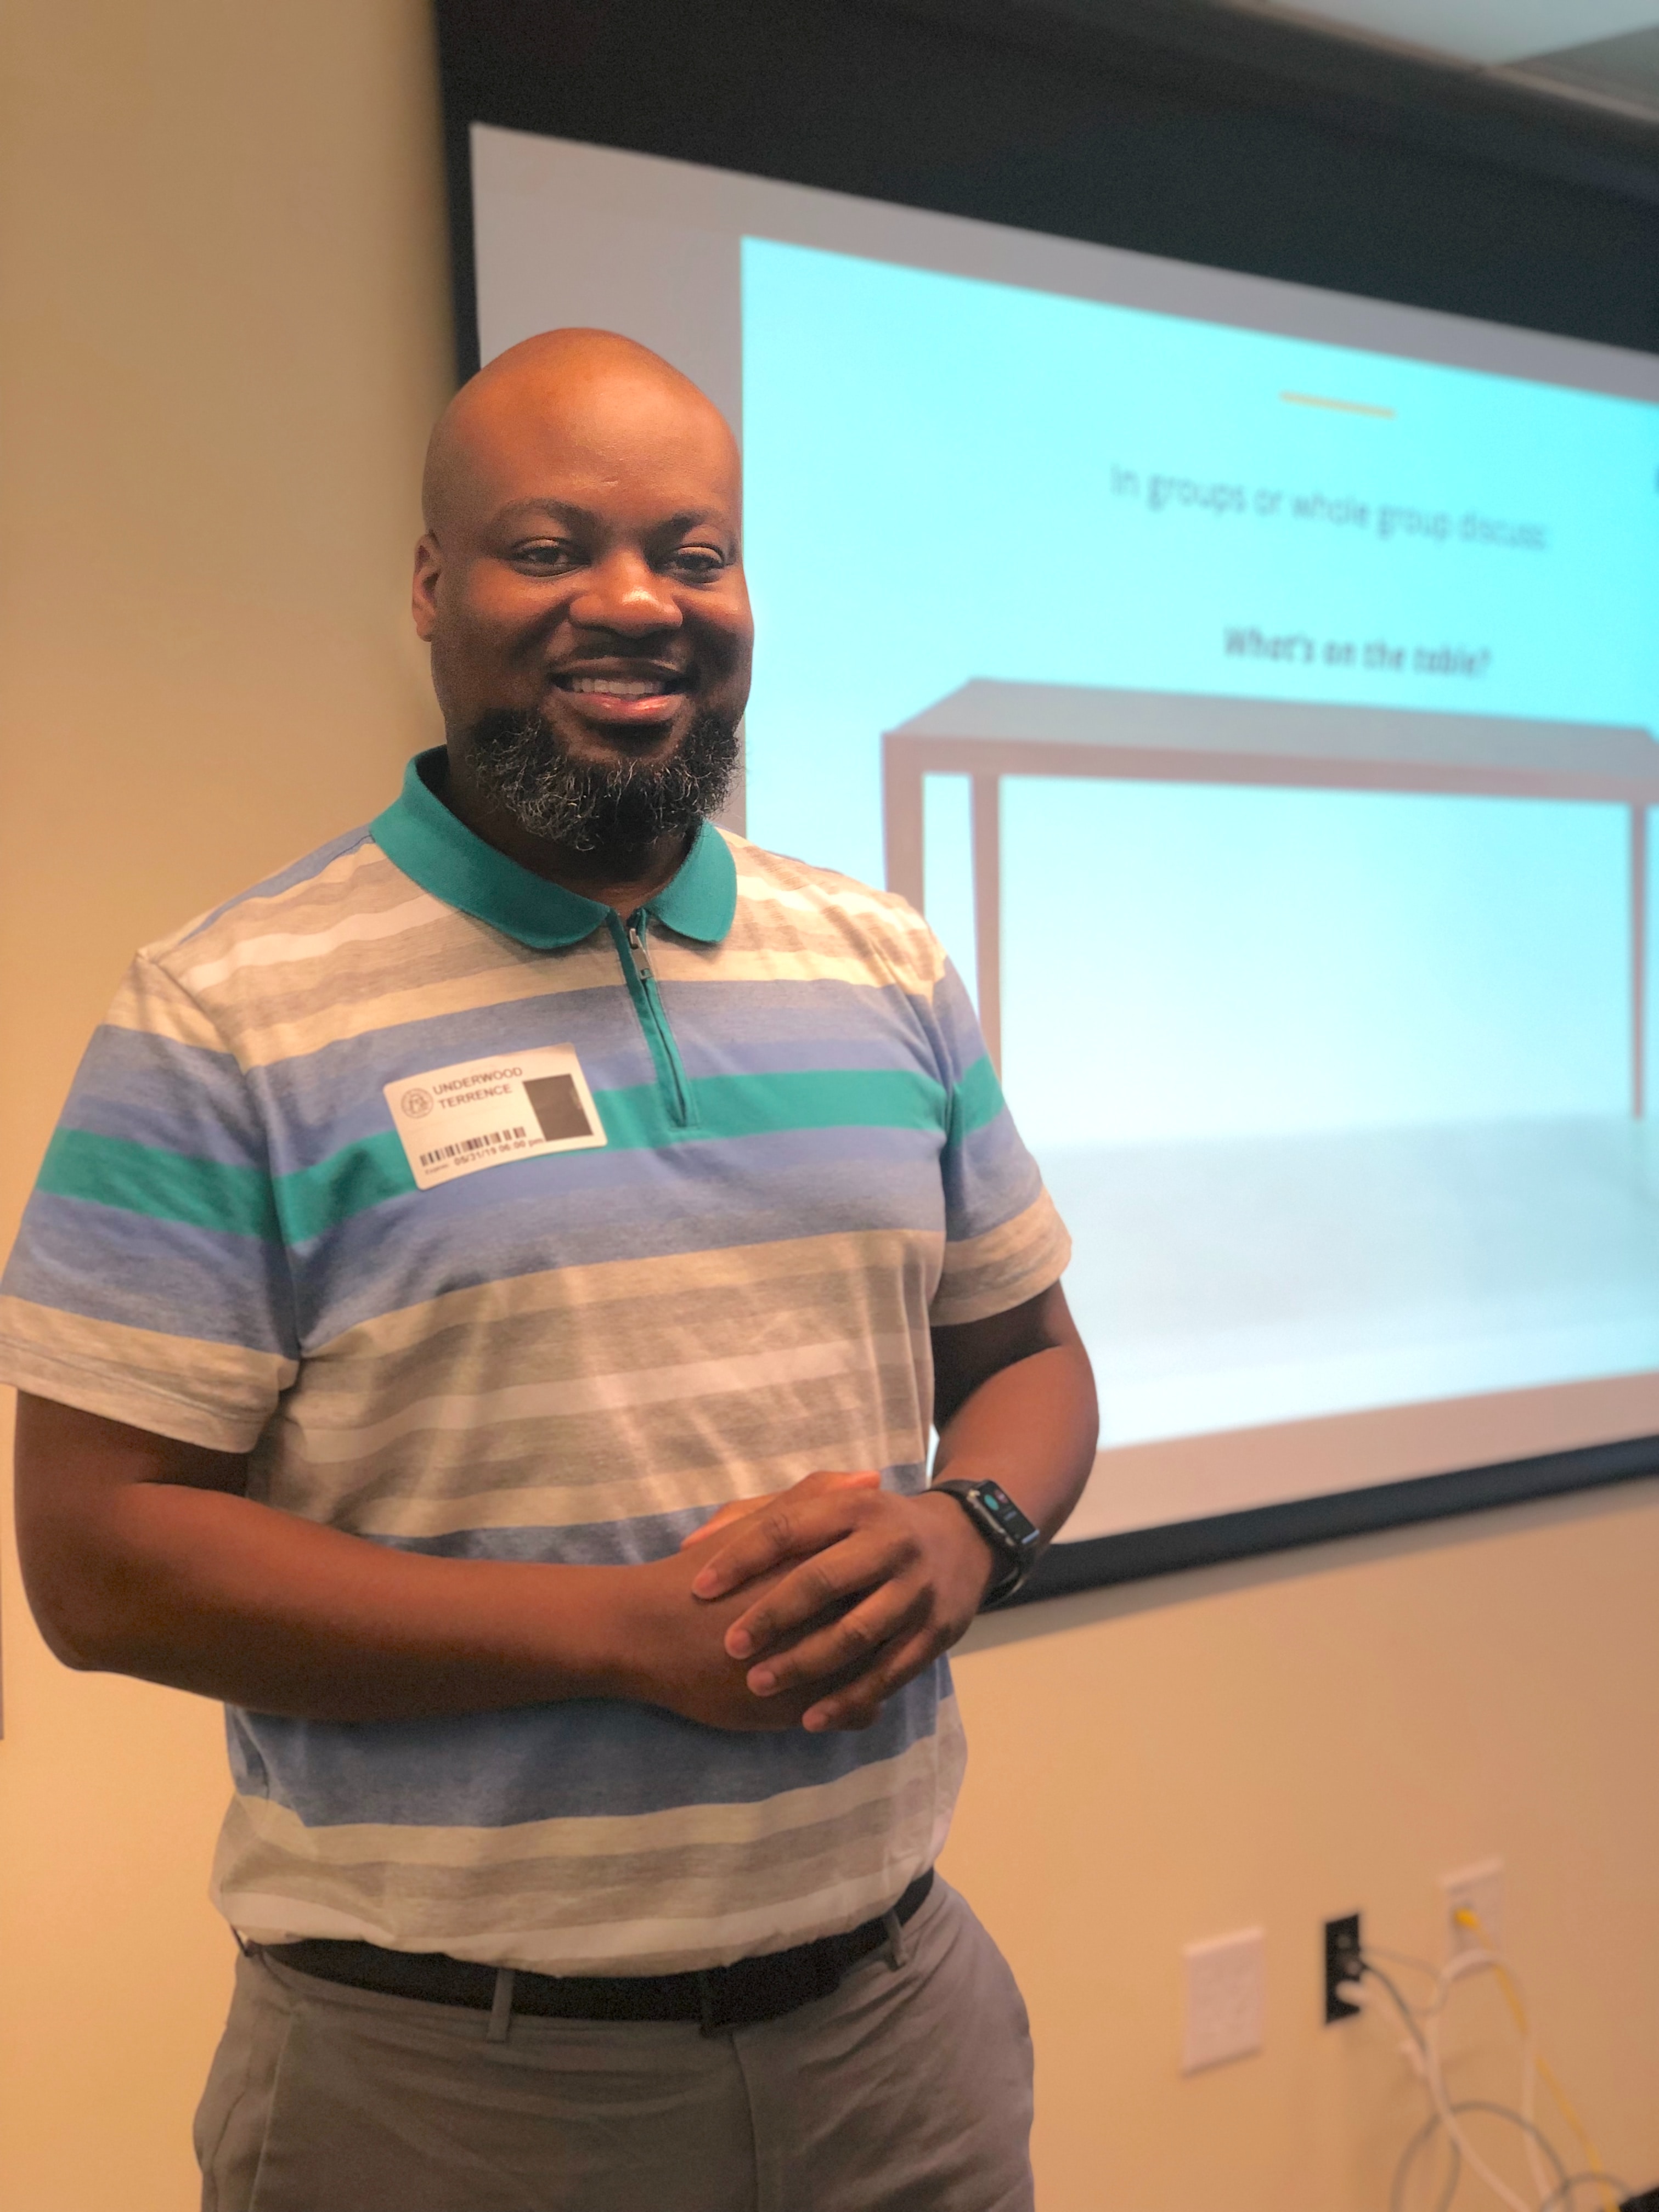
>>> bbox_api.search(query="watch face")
[972,1481,1041,1553]
[934,1480,1040,1607]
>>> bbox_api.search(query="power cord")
[1356,1957,1534,2212]
[1338,1920,1632,2212]
[1451,1906,1618,2212]
[1388,2100,1571,2212]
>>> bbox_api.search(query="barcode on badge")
[385,1046,607,1192]
[417,1125,528,1169]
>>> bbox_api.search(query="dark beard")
[458,706,738,864]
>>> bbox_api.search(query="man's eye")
[669,547,726,579]
[514,542,580,572]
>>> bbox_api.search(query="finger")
[745,1581,926,1697]
[680,1472,877,1551]
[690,1483,884,1602]
[678,1499,763,1550]
[723,1526,920,1657]
[802,1629,943,1732]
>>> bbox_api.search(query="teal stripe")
[949,1053,1006,1142]
[272,1068,950,1242]
[44,1066,952,1248]
[597,1066,947,1153]
[693,1067,946,1139]
[37,1128,280,1242]
[274,1131,415,1245]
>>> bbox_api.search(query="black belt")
[259,1868,934,2033]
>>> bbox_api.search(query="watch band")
[931,1477,1042,1608]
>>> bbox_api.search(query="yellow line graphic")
[1280,390,1396,419]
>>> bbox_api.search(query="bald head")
[422,329,739,541]
[410,328,752,871]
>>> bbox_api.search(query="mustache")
[458,707,738,860]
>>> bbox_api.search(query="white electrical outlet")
[1181,1927,1266,2073]
[1441,1858,1504,1955]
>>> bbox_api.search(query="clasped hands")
[634,1470,999,1735]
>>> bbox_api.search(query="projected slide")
[469,126,1659,1547]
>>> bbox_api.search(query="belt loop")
[487,1967,516,2043]
[881,1909,907,1973]
[696,1971,718,2038]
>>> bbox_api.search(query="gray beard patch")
[458,706,738,861]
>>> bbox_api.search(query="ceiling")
[1212,0,1659,117]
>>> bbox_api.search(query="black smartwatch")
[931,1478,1042,1609]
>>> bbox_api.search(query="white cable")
[1368,1928,1623,2212]
[1427,1950,1546,2212]
[1374,1953,1539,2212]
[1366,1943,1445,2000]
[1431,1948,1550,2205]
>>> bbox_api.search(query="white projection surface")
[470,125,1659,1545]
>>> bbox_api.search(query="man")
[3,330,1097,2211]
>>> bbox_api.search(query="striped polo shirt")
[0,750,1069,1974]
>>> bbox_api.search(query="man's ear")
[411,531,443,641]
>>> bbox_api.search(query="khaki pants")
[195,1878,1035,2212]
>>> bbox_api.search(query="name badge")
[384,1046,607,1191]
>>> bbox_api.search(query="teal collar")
[370,748,738,950]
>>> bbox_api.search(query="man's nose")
[567,549,681,635]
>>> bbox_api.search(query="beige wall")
[0,5,1655,2208]
[0,7,450,2208]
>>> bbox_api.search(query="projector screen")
[466,123,1659,1572]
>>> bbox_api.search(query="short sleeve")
[924,956,1071,1328]
[0,953,298,1451]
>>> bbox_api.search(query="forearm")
[30,1474,643,1722]
[932,1341,1097,1547]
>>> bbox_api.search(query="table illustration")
[882,681,1659,1112]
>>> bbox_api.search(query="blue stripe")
[64,1026,266,1165]
[943,1112,1046,1244]
[176,827,376,944]
[3,1192,298,1353]
[227,1663,950,1826]
[286,1133,947,1346]
[247,975,943,1167]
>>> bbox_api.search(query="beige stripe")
[211,1705,964,1971]
[288,1331,918,1464]
[219,1865,932,1972]
[0,1300,292,1451]
[146,838,394,964]
[178,894,447,992]
[0,1346,277,1454]
[223,1789,919,1939]
[202,927,588,1051]
[103,955,226,1050]
[0,1296,291,1391]
[273,1355,928,1532]
[290,1318,929,1442]
[284,1434,925,1540]
[229,941,616,1068]
[930,1190,1072,1328]
[731,873,931,930]
[294,1356,924,1454]
[122,889,944,1064]
[654,942,939,992]
[311,1229,940,1362]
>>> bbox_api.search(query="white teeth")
[565,676,670,698]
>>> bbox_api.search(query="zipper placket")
[614,910,695,1127]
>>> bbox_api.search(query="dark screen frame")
[432,0,1659,1602]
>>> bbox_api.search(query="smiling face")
[413,332,752,849]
